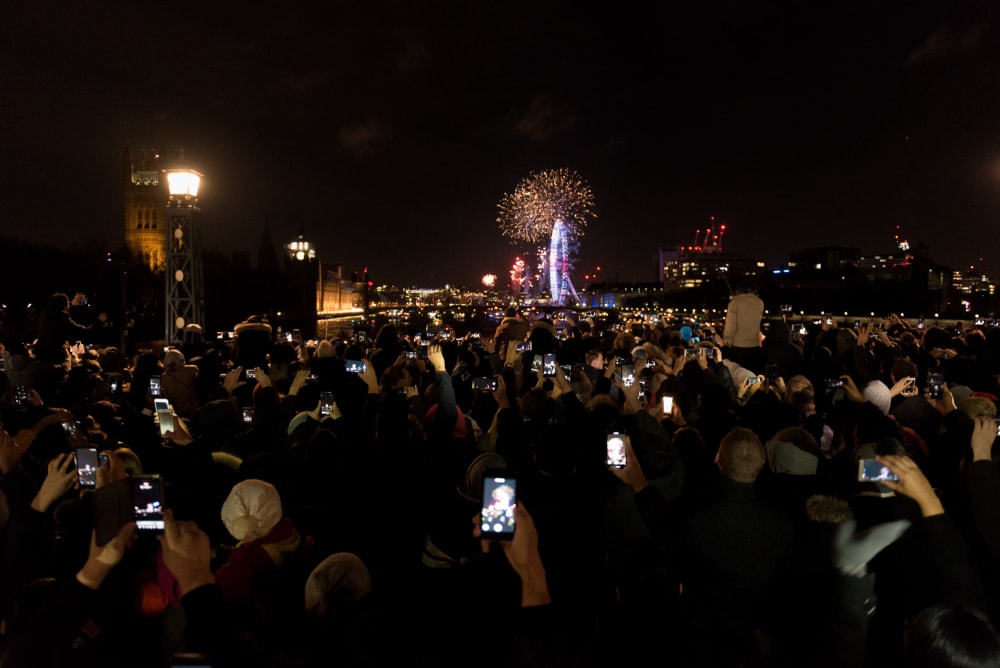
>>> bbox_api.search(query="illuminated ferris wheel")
[547,220,579,306]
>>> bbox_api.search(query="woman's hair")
[905,605,1000,667]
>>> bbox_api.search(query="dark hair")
[905,605,1000,667]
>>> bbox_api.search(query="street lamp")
[163,168,204,344]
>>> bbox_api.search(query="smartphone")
[917,317,925,330]
[320,391,334,417]
[621,363,636,387]
[606,432,627,468]
[149,375,161,397]
[531,354,544,372]
[418,344,429,360]
[132,475,165,532]
[662,395,674,413]
[543,353,557,377]
[292,328,302,343]
[75,446,100,489]
[157,410,175,437]
[405,350,417,359]
[481,471,516,540]
[245,367,257,380]
[780,304,793,313]
[683,348,698,359]
[154,398,170,413]
[106,372,122,394]
[241,407,254,424]
[473,377,498,392]
[765,364,779,381]
[995,418,1000,437]
[858,459,899,482]
[747,377,761,386]
[799,325,808,336]
[826,378,844,389]
[826,317,833,326]
[345,359,366,374]
[927,370,945,400]
[516,340,532,353]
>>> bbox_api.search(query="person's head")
[46,292,70,313]
[715,427,766,483]
[504,307,519,319]
[891,358,918,384]
[735,278,758,295]
[220,479,283,543]
[585,349,604,370]
[304,552,372,626]
[904,605,1000,668]
[112,446,143,476]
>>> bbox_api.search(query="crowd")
[0,287,1000,667]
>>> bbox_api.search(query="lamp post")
[163,169,204,345]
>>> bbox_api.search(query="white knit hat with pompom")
[220,479,283,543]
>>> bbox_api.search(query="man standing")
[722,278,764,372]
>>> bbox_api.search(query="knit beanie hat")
[862,380,892,415]
[220,479,283,543]
[304,552,372,621]
[163,349,185,371]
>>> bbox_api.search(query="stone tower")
[123,146,168,271]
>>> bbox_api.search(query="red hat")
[422,404,467,440]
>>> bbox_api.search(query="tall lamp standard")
[163,169,204,345]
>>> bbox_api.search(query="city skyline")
[3,3,1000,287]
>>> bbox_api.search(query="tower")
[123,147,168,271]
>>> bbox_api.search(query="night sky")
[3,2,999,288]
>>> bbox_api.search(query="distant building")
[659,247,763,292]
[317,262,365,316]
[122,147,167,271]
[788,245,862,271]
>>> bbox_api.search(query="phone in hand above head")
[481,471,516,540]
[75,447,99,489]
[132,474,165,532]
[606,432,627,469]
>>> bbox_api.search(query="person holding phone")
[32,292,107,369]
[492,307,529,363]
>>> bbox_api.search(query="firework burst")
[497,168,596,244]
